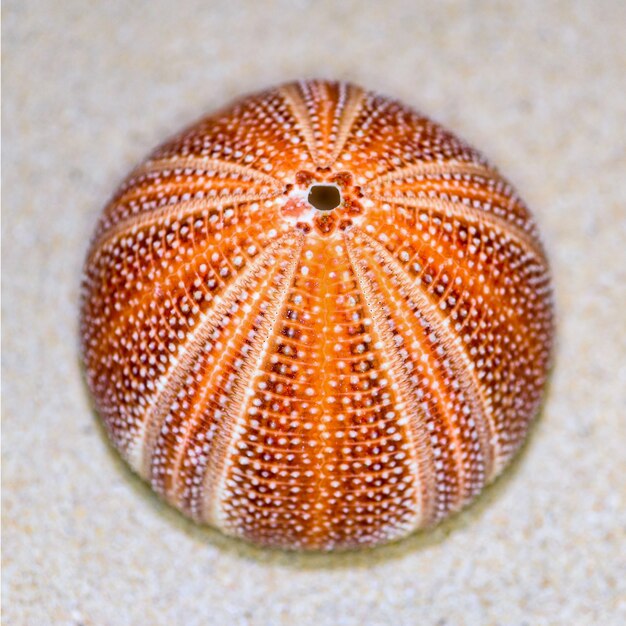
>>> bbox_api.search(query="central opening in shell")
[307,184,342,212]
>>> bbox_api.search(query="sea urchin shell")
[80,80,554,550]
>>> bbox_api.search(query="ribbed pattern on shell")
[80,80,554,550]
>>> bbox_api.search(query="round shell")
[80,80,554,550]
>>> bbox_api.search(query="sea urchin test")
[80,80,554,550]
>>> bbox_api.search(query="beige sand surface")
[3,1,625,624]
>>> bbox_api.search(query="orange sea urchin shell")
[80,80,554,550]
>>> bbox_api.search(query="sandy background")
[3,1,625,624]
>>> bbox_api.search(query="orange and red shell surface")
[80,80,554,551]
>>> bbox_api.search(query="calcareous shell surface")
[81,80,554,550]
